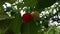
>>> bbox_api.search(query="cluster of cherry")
[22,11,39,23]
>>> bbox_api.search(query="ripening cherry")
[22,13,32,23]
[31,11,39,20]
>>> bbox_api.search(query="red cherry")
[22,13,32,23]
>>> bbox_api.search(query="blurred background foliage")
[0,0,60,34]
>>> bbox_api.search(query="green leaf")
[0,18,14,34]
[0,11,9,20]
[10,13,22,34]
[21,23,30,34]
[36,0,57,11]
[0,5,10,20]
[21,20,38,34]
[23,0,37,11]
[17,3,24,9]
[0,0,16,4]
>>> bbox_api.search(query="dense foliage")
[0,0,60,34]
